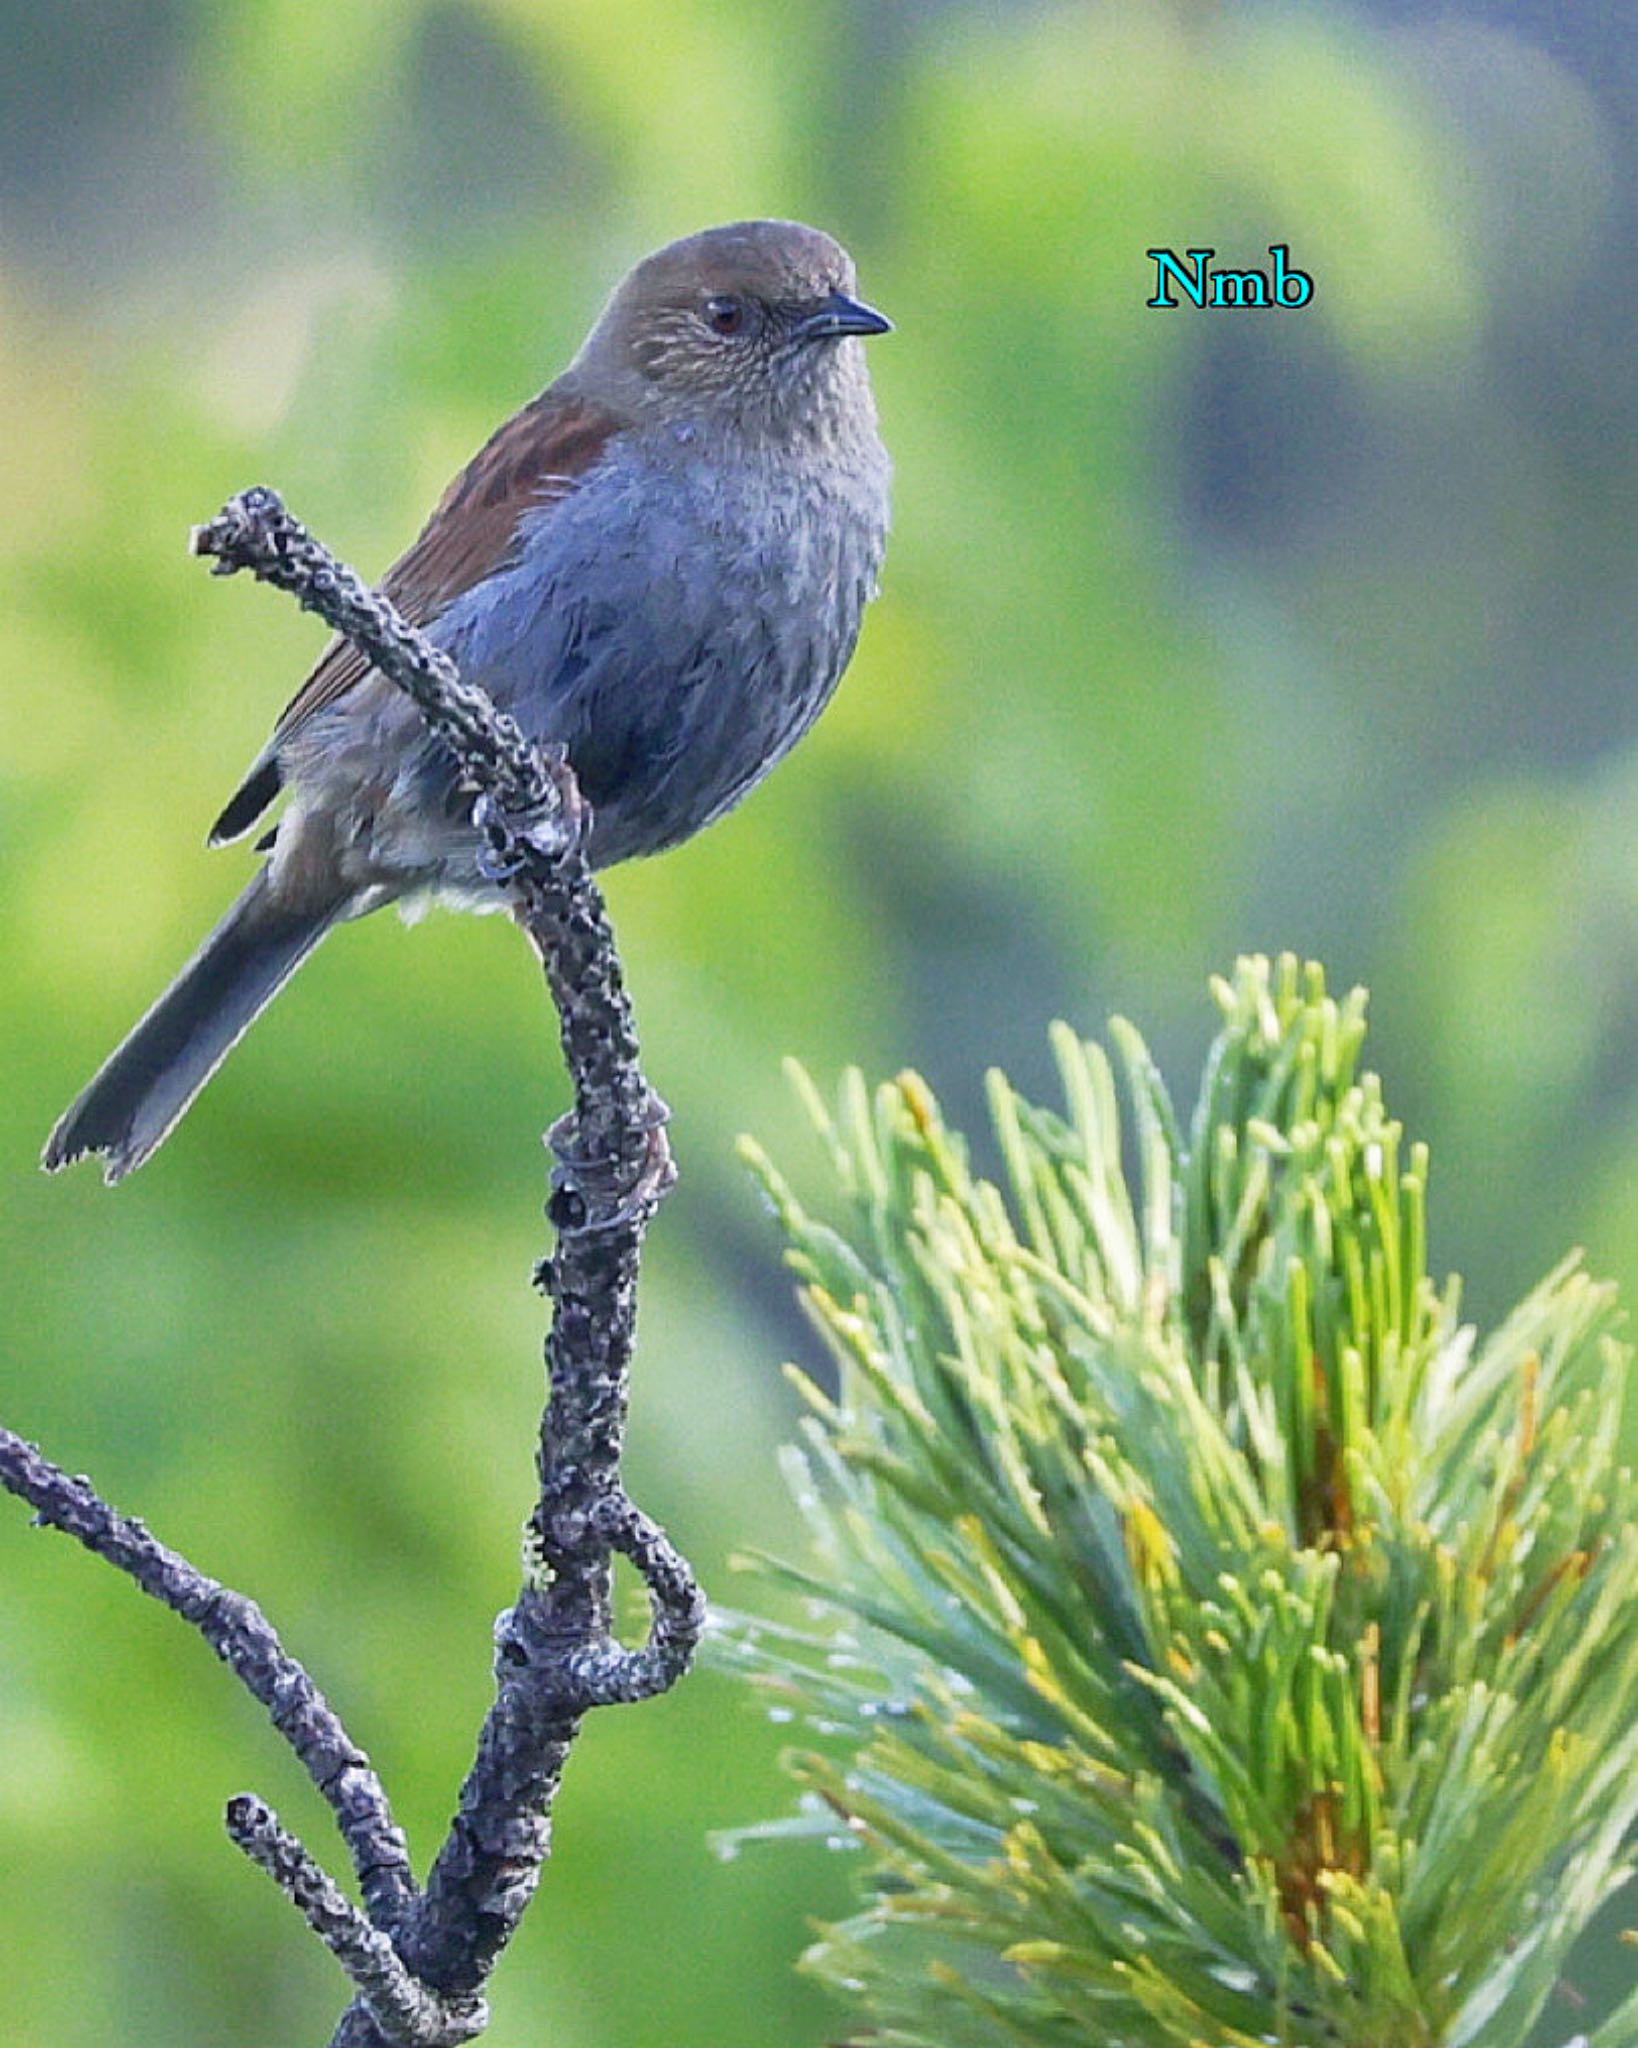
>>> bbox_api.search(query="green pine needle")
[717,955,1637,2048]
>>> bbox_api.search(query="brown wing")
[209,385,627,845]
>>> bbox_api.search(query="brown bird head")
[571,219,891,443]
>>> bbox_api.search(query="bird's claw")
[471,763,590,884]
[547,1093,671,1165]
[476,839,528,884]
[546,1124,676,1236]
[540,750,593,854]
[472,789,522,881]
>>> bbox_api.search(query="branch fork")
[3,486,705,2045]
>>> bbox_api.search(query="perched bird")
[44,218,892,1183]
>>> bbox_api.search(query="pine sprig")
[717,955,1637,2048]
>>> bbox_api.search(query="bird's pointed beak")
[797,291,893,342]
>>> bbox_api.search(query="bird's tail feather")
[42,871,345,1183]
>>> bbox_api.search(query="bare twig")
[225,1797,487,2048]
[1,485,705,2043]
[190,485,561,826]
[0,1428,415,1929]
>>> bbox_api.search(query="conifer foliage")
[723,957,1638,2048]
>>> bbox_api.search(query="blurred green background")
[1,2,1633,2042]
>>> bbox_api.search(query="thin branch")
[4,485,705,2041]
[192,486,705,2037]
[225,1797,487,2048]
[0,1426,415,1930]
[190,486,563,827]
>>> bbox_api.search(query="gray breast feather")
[418,444,888,871]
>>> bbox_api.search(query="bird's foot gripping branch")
[1,487,705,2048]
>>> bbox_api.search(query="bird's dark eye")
[704,295,746,337]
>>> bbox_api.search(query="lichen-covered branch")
[1,486,705,2046]
[225,1797,487,2048]
[0,1427,415,1930]
[190,485,561,825]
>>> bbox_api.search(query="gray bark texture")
[0,486,705,2047]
